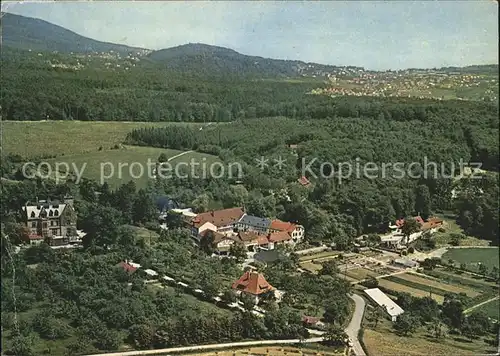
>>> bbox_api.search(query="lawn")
[473,298,500,320]
[1,120,204,158]
[124,225,159,245]
[442,247,499,272]
[432,216,490,247]
[299,261,323,274]
[45,145,220,188]
[363,319,497,356]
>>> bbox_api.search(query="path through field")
[464,296,500,314]
[167,150,193,161]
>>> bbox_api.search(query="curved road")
[346,294,367,356]
[84,337,323,356]
[85,294,367,356]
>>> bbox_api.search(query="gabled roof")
[364,288,404,317]
[395,216,424,228]
[231,271,274,295]
[28,234,43,241]
[302,316,320,325]
[268,230,292,243]
[23,203,67,220]
[191,207,245,228]
[238,214,271,229]
[269,219,296,233]
[237,231,261,242]
[297,176,311,186]
[421,217,444,231]
[117,261,138,273]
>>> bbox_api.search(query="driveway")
[346,294,367,356]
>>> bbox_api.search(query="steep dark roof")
[155,195,178,212]
[239,214,271,229]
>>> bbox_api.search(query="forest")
[1,175,357,355]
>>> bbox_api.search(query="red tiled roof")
[302,316,320,325]
[421,217,444,231]
[231,271,274,295]
[427,217,443,225]
[28,234,43,240]
[268,230,292,243]
[255,235,270,245]
[117,261,138,273]
[269,219,296,232]
[191,207,245,228]
[395,216,424,228]
[297,176,311,186]
[200,229,226,242]
[238,231,260,242]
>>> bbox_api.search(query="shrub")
[408,247,415,253]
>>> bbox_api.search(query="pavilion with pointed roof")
[231,271,274,298]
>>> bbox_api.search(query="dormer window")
[49,210,54,217]
[30,211,36,218]
[54,210,59,216]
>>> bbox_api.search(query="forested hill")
[0,12,146,54]
[147,43,343,76]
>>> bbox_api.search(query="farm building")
[364,288,404,321]
[394,258,419,268]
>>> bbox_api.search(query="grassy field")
[377,279,444,303]
[124,225,159,244]
[432,216,490,247]
[389,273,481,298]
[473,298,500,320]
[298,251,341,262]
[45,145,220,188]
[299,261,323,274]
[442,247,499,272]
[423,268,497,291]
[345,268,380,281]
[1,120,204,158]
[363,319,497,356]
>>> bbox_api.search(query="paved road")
[346,294,367,356]
[84,337,323,356]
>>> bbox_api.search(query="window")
[31,222,36,228]
[54,210,59,216]
[50,221,54,226]
[49,210,53,217]
[30,211,35,218]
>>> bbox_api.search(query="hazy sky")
[2,1,498,70]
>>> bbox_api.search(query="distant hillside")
[147,43,346,77]
[1,12,146,54]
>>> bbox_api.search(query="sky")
[2,1,498,70]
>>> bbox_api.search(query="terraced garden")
[377,278,445,303]
[388,273,481,297]
[345,268,380,281]
[378,268,498,306]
